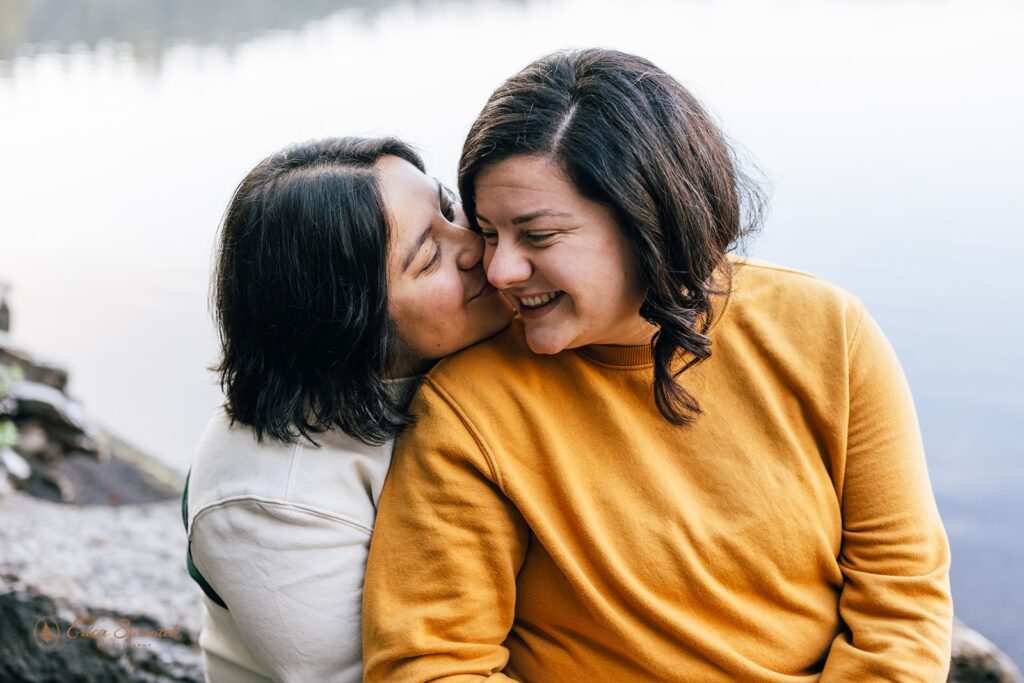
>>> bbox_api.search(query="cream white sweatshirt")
[186,377,415,683]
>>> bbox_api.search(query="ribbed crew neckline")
[575,343,653,367]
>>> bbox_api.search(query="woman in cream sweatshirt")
[184,136,512,682]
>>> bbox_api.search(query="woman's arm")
[362,380,529,682]
[189,500,371,683]
[821,304,953,680]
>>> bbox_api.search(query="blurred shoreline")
[1,281,204,680]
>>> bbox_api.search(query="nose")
[485,239,532,290]
[449,223,484,271]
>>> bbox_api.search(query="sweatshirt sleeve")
[362,379,529,683]
[821,303,953,681]
[189,500,370,683]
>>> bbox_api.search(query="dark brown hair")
[459,48,764,425]
[213,137,423,445]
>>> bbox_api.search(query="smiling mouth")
[518,291,563,309]
[516,290,565,317]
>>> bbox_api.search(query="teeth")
[520,291,560,308]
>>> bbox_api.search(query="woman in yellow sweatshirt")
[363,49,953,682]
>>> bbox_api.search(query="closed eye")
[525,233,556,244]
[422,242,442,273]
[479,231,555,246]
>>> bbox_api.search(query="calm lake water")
[1,0,1022,666]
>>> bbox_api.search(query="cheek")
[391,285,446,339]
[545,257,588,300]
[559,255,635,316]
[419,277,467,328]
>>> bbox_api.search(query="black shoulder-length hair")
[213,136,423,446]
[458,48,765,426]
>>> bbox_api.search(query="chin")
[524,331,568,356]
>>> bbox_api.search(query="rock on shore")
[950,619,1024,682]
[1,282,203,681]
[0,493,203,682]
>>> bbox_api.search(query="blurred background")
[1,0,1021,668]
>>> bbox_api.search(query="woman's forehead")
[375,155,435,212]
[475,156,582,220]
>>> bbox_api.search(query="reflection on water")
[0,0,512,70]
[1,0,1022,667]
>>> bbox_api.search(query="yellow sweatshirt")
[363,261,952,682]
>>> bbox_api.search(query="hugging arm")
[821,305,953,681]
[362,380,529,683]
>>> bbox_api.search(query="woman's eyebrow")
[513,209,572,225]
[476,209,572,226]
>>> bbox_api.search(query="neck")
[604,316,658,347]
[384,354,432,380]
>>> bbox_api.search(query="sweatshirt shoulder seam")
[189,496,373,538]
[421,377,506,492]
[845,297,869,361]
